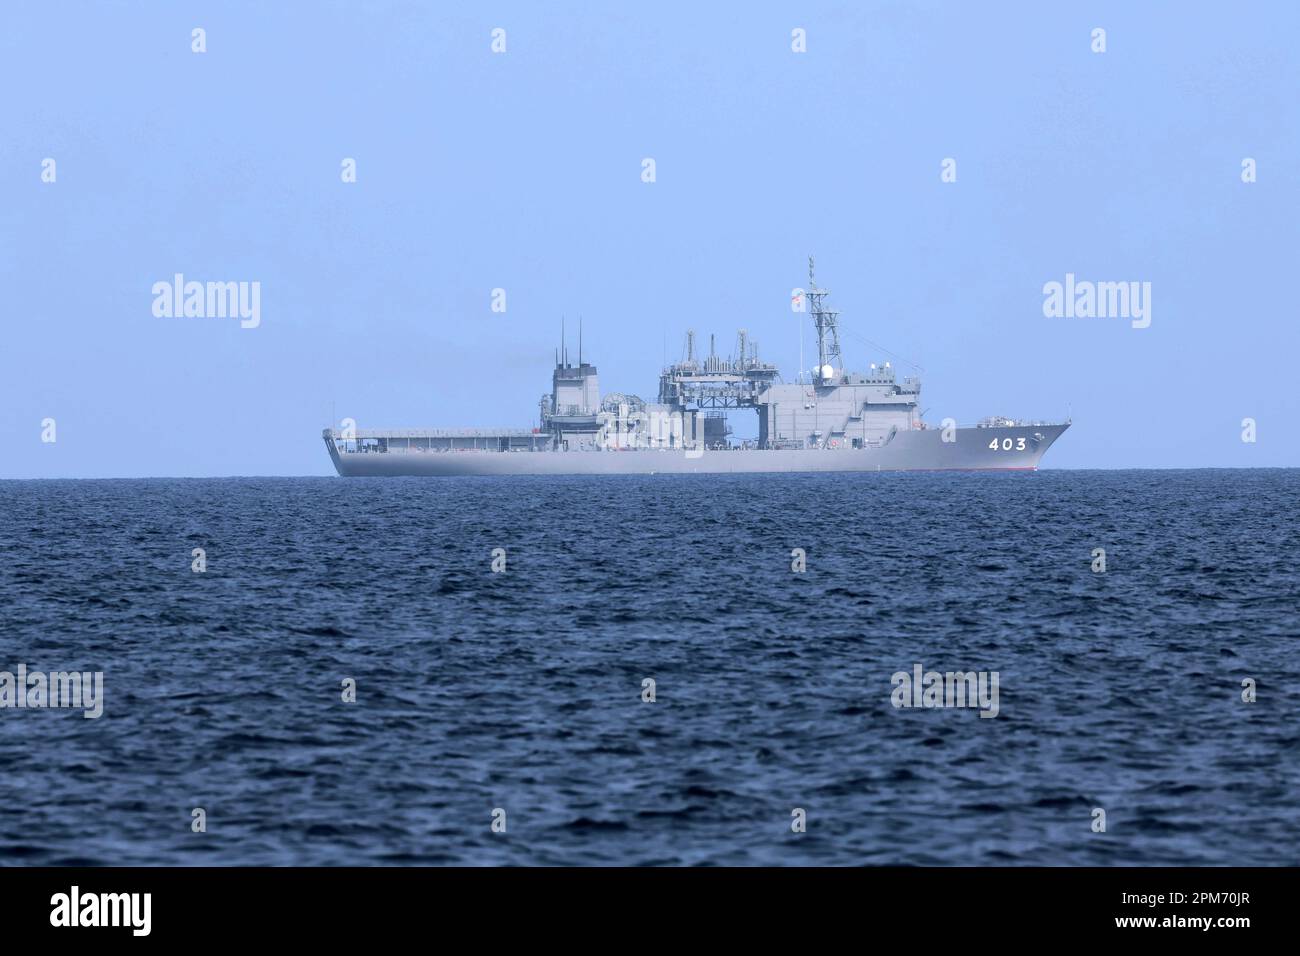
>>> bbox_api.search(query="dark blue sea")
[2,471,1298,866]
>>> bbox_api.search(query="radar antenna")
[806,256,843,381]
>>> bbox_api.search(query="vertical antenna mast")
[806,256,843,381]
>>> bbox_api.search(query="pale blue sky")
[2,1,1297,477]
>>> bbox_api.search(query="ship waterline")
[325,260,1069,477]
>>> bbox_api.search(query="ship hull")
[327,424,1069,476]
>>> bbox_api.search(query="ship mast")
[806,256,843,380]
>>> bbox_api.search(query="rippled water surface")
[2,471,1298,865]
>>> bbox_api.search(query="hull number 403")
[990,437,1027,451]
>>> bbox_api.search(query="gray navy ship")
[325,261,1069,476]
